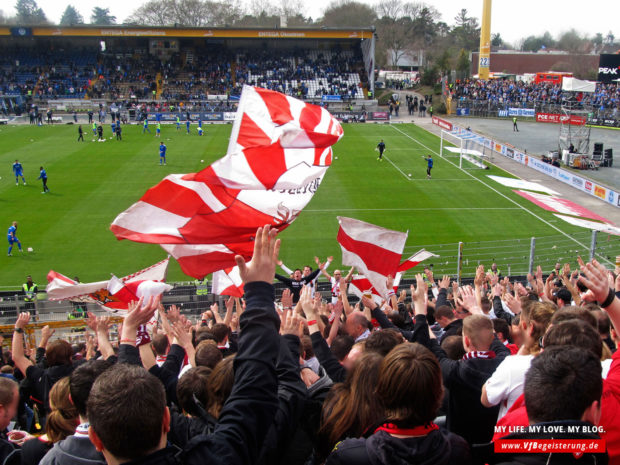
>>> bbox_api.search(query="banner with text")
[444,122,620,209]
[536,113,586,126]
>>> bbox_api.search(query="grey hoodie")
[39,435,105,465]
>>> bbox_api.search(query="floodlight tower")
[478,0,492,79]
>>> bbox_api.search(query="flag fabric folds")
[111,86,343,278]
[45,258,170,313]
[337,216,408,299]
[107,276,173,305]
[211,266,244,297]
[397,249,439,273]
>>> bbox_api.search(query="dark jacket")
[423,333,510,444]
[24,363,74,416]
[118,342,185,407]
[182,281,281,465]
[310,331,347,383]
[492,296,516,325]
[168,409,217,449]
[120,445,183,465]
[275,268,321,303]
[486,420,608,465]
[440,319,463,342]
[257,334,307,465]
[0,431,18,465]
[370,308,431,345]
[325,428,472,465]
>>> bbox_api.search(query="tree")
[126,0,174,26]
[435,48,451,76]
[60,5,84,25]
[605,31,615,45]
[15,0,47,24]
[521,31,555,52]
[450,8,479,51]
[318,0,377,27]
[90,7,116,25]
[491,32,503,47]
[557,29,586,52]
[456,48,469,75]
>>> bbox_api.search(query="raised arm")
[187,225,282,464]
[12,312,33,376]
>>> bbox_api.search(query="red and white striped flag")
[397,249,438,273]
[111,86,343,278]
[211,266,244,297]
[348,275,398,305]
[45,258,170,313]
[107,276,172,305]
[337,216,407,299]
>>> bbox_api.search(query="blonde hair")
[46,377,79,443]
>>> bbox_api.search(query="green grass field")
[0,121,613,288]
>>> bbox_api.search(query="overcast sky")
[2,0,619,46]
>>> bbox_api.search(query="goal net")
[440,129,491,170]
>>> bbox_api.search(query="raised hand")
[235,225,280,284]
[125,296,160,330]
[281,288,293,310]
[15,312,30,329]
[578,258,613,303]
[439,275,451,289]
[41,325,55,340]
[300,286,317,320]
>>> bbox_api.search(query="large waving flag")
[45,258,170,313]
[337,217,408,299]
[111,86,343,278]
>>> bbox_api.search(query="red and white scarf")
[462,350,496,361]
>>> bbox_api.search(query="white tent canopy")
[562,77,596,93]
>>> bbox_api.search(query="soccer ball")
[408,173,412,177]
[27,247,33,252]
[200,160,204,163]
[335,156,338,159]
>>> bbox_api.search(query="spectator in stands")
[435,305,462,342]
[12,315,74,421]
[89,225,283,465]
[325,343,471,465]
[417,282,511,445]
[489,347,606,464]
[40,360,111,465]
[20,376,78,465]
[0,377,19,464]
[481,302,554,419]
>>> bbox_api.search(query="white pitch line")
[389,124,614,266]
[305,207,522,212]
[382,154,411,180]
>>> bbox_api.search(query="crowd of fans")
[451,78,620,118]
[0,45,367,107]
[0,226,618,464]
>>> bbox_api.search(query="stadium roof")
[0,25,374,40]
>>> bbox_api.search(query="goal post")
[440,129,491,170]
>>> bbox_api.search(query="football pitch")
[0,122,604,287]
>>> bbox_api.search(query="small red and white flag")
[45,258,170,313]
[111,86,343,278]
[337,216,407,299]
[107,276,172,304]
[397,249,438,273]
[211,266,244,297]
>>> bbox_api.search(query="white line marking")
[390,124,613,265]
[382,154,411,180]
[305,207,522,212]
